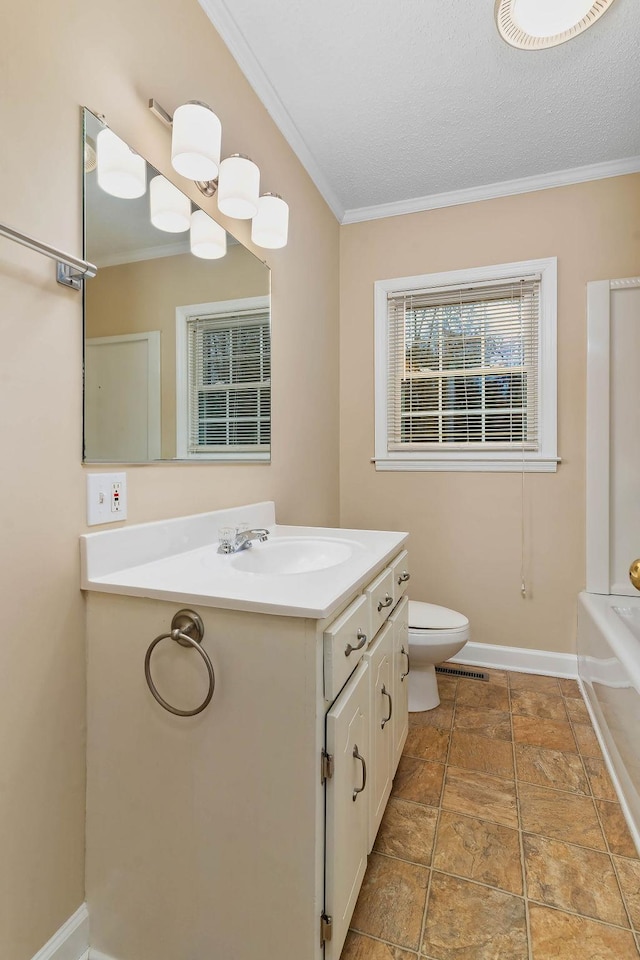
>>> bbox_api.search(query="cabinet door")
[390,596,409,771]
[364,621,394,850]
[325,659,370,960]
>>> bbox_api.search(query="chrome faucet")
[218,528,270,554]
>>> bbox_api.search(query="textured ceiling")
[199,0,640,220]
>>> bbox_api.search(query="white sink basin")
[230,537,354,575]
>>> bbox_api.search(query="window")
[176,297,270,459]
[374,259,558,472]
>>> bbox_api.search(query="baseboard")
[30,905,89,960]
[450,641,578,678]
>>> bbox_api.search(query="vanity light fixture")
[496,0,617,48]
[217,155,260,220]
[171,101,222,184]
[190,209,227,259]
[251,193,289,249]
[96,128,147,199]
[149,174,191,233]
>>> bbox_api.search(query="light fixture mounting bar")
[148,98,173,128]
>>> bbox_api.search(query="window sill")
[373,457,560,473]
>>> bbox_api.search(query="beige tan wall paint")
[0,1,339,957]
[86,248,269,457]
[339,175,640,655]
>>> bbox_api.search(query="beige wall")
[0,2,339,958]
[86,247,269,457]
[339,175,640,655]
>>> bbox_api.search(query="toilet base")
[408,663,440,712]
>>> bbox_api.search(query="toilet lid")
[408,600,469,630]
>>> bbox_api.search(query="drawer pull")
[377,594,393,612]
[352,745,367,801]
[381,684,393,728]
[397,571,410,585]
[344,630,367,657]
[400,645,410,680]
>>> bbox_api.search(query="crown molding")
[198,0,345,222]
[96,241,190,268]
[342,155,640,224]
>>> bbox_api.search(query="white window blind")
[187,308,270,454]
[387,277,541,453]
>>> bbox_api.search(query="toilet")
[408,600,470,712]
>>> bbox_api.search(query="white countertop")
[81,502,408,619]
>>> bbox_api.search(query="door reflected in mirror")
[83,108,271,463]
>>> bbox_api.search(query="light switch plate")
[86,472,128,526]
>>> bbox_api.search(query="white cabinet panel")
[364,621,394,850]
[391,549,411,605]
[365,566,395,638]
[323,594,370,701]
[325,659,370,960]
[390,596,409,770]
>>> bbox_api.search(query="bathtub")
[578,591,640,851]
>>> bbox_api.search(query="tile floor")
[341,667,640,960]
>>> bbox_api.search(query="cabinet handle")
[352,745,367,801]
[377,594,393,612]
[344,630,367,657]
[397,571,410,585]
[400,645,410,680]
[381,684,393,728]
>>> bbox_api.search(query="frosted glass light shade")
[96,128,146,199]
[217,155,260,219]
[190,210,227,259]
[171,102,222,182]
[149,175,190,233]
[251,194,289,249]
[513,0,594,36]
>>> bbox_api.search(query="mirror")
[83,109,271,463]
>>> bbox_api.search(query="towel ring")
[144,609,215,717]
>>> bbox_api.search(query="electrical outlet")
[87,473,128,526]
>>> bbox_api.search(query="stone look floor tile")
[455,680,510,711]
[510,688,568,721]
[573,721,603,757]
[433,810,523,894]
[529,903,640,959]
[615,856,640,929]
[341,931,417,959]
[597,801,640,858]
[391,756,445,806]
[558,678,582,698]
[515,743,589,795]
[402,725,449,763]
[422,873,528,960]
[509,672,561,696]
[519,782,606,849]
[350,853,428,951]
[373,797,438,866]
[512,715,577,752]
[448,730,514,779]
[408,702,453,731]
[442,766,518,829]
[436,675,458,701]
[523,833,629,926]
[584,756,618,801]
[451,705,512,741]
[564,697,590,723]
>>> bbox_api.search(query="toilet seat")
[408,600,469,632]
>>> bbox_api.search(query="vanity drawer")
[391,550,411,604]
[365,566,396,640]
[324,594,370,701]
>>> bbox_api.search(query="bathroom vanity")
[81,502,409,960]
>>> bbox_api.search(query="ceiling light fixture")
[149,175,191,233]
[251,193,289,249]
[96,128,147,199]
[190,209,227,259]
[495,0,617,49]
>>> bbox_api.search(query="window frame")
[374,258,558,472]
[176,296,271,461]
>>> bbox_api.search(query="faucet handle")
[218,526,238,553]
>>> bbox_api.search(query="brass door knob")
[629,559,640,591]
